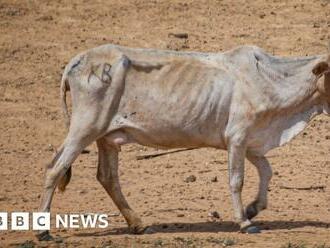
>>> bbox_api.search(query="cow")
[36,44,330,240]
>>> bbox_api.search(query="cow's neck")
[255,55,328,152]
[271,84,324,150]
[254,90,324,154]
[266,55,324,111]
[276,104,322,150]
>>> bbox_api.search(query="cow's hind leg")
[36,138,88,240]
[245,153,273,219]
[96,138,145,234]
[37,122,102,241]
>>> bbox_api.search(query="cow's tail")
[60,71,70,131]
[58,70,72,192]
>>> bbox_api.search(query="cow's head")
[313,56,330,114]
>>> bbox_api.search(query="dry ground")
[0,0,330,247]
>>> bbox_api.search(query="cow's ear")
[312,61,329,76]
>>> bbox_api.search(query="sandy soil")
[0,0,330,247]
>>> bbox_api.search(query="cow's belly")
[109,82,232,149]
[115,117,226,149]
[109,115,227,149]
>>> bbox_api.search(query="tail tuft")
[58,167,72,192]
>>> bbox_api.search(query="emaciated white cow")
[37,44,330,240]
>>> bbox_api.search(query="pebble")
[184,175,196,183]
[208,211,220,219]
[54,236,63,243]
[46,144,55,152]
[0,196,8,201]
[79,189,87,194]
[168,32,188,39]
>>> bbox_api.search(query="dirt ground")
[1,0,330,247]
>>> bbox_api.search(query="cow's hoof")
[239,219,253,233]
[130,225,148,234]
[246,226,261,234]
[245,201,259,220]
[130,225,155,234]
[36,231,53,241]
[143,226,156,234]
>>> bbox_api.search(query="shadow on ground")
[74,220,330,237]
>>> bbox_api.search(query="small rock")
[246,226,261,234]
[143,211,152,216]
[0,196,8,202]
[54,236,63,243]
[37,15,53,21]
[211,176,218,182]
[177,213,184,217]
[18,240,36,248]
[168,32,188,39]
[46,144,55,152]
[79,189,87,194]
[208,211,220,219]
[184,175,196,183]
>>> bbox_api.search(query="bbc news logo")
[0,212,109,230]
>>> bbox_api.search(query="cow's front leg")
[96,138,145,234]
[227,139,252,231]
[245,153,272,219]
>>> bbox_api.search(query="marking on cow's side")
[70,60,81,71]
[102,63,112,84]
